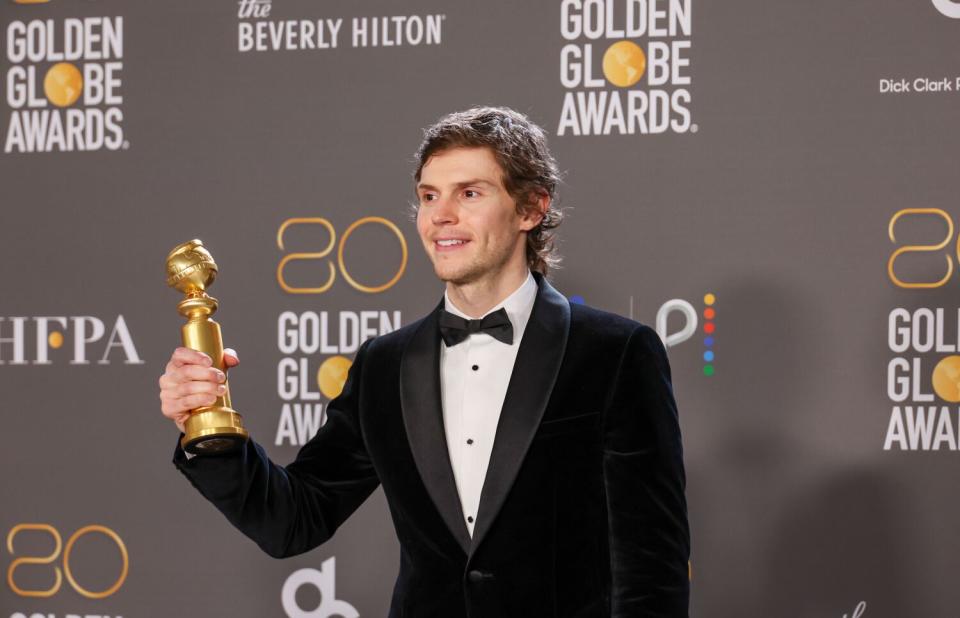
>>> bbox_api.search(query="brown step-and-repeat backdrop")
[3,1,960,616]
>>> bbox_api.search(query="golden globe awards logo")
[3,15,126,154]
[884,208,960,451]
[273,217,407,446]
[558,0,694,136]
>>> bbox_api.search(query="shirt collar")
[443,270,538,342]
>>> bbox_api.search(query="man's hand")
[159,347,239,433]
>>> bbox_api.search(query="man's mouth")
[435,239,470,251]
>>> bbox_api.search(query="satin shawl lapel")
[400,301,472,553]
[470,273,571,554]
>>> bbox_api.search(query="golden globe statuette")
[165,240,249,454]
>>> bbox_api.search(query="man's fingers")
[161,391,218,419]
[159,373,175,390]
[170,347,212,368]
[161,365,224,386]
[183,365,225,382]
[161,347,228,433]
[181,392,219,409]
[161,398,190,420]
[175,379,225,399]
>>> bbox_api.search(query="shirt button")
[471,364,479,371]
[466,438,474,445]
[467,516,474,523]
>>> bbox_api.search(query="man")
[159,106,690,617]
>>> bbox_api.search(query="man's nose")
[431,195,459,225]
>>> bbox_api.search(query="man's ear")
[519,193,549,231]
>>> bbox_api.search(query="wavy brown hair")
[413,107,564,276]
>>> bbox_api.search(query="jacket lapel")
[469,273,571,554]
[400,301,472,553]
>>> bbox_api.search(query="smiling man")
[160,106,690,617]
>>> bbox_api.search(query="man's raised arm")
[161,339,380,558]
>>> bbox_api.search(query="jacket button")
[467,570,490,583]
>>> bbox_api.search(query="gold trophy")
[165,240,249,454]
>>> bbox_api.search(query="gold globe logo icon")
[602,40,646,88]
[932,355,960,402]
[317,355,353,399]
[44,62,83,107]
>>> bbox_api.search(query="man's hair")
[413,106,564,275]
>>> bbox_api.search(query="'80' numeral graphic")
[6,523,129,599]
[277,217,408,294]
[888,208,960,289]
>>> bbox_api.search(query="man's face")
[415,147,541,286]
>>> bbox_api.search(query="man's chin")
[432,263,478,286]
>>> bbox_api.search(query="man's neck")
[445,263,531,318]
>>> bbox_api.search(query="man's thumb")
[223,347,240,368]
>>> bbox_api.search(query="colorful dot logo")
[703,293,716,376]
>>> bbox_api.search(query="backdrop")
[3,1,959,617]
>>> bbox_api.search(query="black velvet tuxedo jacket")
[173,272,690,617]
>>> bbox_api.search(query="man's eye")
[464,190,479,198]
[421,194,437,202]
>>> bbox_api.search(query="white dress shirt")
[440,270,537,537]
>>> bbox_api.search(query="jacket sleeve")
[602,325,690,617]
[172,337,380,559]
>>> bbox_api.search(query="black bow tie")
[439,307,514,347]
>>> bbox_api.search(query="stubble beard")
[432,242,514,287]
[433,256,484,286]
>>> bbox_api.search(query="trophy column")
[166,240,249,454]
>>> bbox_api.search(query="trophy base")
[181,406,249,455]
